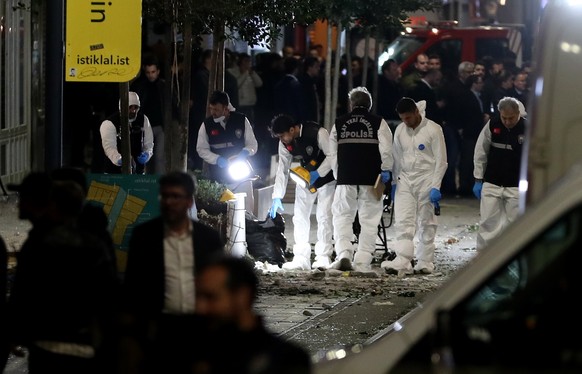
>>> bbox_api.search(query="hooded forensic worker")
[382,98,447,275]
[100,91,154,174]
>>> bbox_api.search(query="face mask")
[128,107,139,122]
[213,116,225,123]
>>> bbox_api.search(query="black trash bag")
[245,211,287,266]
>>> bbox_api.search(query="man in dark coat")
[120,171,224,373]
[192,255,312,374]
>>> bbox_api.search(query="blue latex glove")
[137,151,150,165]
[236,149,250,161]
[391,184,396,202]
[269,198,283,219]
[116,157,122,166]
[381,170,391,184]
[309,170,320,185]
[473,181,483,200]
[217,157,228,168]
[429,188,441,204]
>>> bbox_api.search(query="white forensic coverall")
[389,101,447,274]
[100,114,154,170]
[272,126,335,267]
[328,116,393,268]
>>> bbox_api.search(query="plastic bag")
[246,211,287,266]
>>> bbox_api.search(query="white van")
[520,0,582,208]
[314,160,582,373]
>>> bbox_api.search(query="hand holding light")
[236,149,250,161]
[116,157,122,166]
[217,157,228,168]
[309,170,320,185]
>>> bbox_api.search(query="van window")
[379,36,426,67]
[392,205,582,371]
[475,37,513,63]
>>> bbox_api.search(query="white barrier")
[226,192,247,257]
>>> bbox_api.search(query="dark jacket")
[274,74,305,122]
[459,90,486,140]
[7,222,118,347]
[122,217,224,317]
[407,80,444,125]
[191,316,312,374]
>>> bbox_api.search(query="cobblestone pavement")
[254,197,481,356]
[0,194,480,371]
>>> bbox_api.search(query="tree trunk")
[372,34,380,115]
[208,38,219,116]
[119,83,132,174]
[163,24,173,172]
[217,39,225,91]
[346,31,352,92]
[324,21,332,131]
[362,29,370,89]
[177,22,193,172]
[331,24,343,128]
[207,22,226,117]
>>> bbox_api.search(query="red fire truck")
[378,21,524,77]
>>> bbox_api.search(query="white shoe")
[353,263,372,272]
[282,256,311,271]
[329,258,353,271]
[381,257,413,275]
[414,261,434,274]
[312,256,331,269]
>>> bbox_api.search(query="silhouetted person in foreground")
[7,173,118,373]
[120,171,224,373]
[191,255,312,374]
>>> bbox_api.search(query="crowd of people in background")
[66,41,534,277]
[64,43,532,200]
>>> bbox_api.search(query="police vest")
[204,112,247,183]
[335,108,382,185]
[104,112,146,174]
[283,121,334,188]
[484,116,526,187]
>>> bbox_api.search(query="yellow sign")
[65,0,142,82]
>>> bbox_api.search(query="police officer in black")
[473,96,526,250]
[99,91,154,174]
[196,90,258,212]
[328,86,394,272]
[269,114,336,270]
